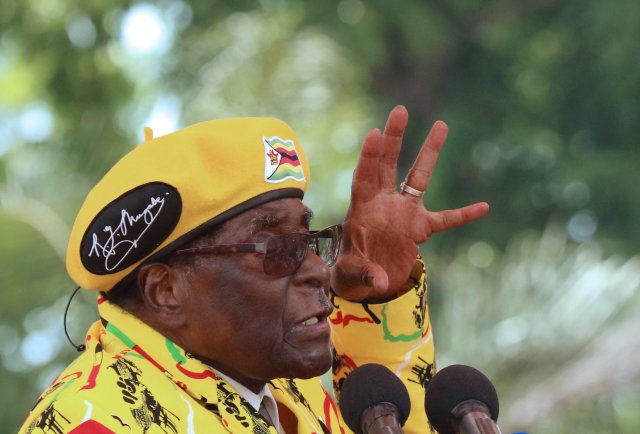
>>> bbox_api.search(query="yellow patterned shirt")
[19,259,435,434]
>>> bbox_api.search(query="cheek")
[186,288,289,374]
[211,270,290,346]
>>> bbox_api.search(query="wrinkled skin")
[331,105,489,301]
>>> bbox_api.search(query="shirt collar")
[211,369,269,411]
[211,369,283,433]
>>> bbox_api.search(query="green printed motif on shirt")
[381,304,424,342]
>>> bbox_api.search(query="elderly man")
[19,106,488,434]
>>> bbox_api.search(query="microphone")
[339,363,411,434]
[425,364,501,434]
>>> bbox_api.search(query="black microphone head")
[424,364,499,434]
[338,363,411,434]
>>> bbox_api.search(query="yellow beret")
[66,117,310,292]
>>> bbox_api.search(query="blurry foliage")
[1,0,639,432]
[429,225,640,432]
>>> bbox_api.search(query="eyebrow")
[302,208,314,227]
[250,213,280,233]
[249,208,314,234]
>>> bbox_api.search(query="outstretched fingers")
[425,202,490,235]
[353,106,409,192]
[378,106,408,188]
[403,120,448,194]
[352,128,383,199]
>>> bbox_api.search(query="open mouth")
[302,316,321,326]
[297,305,333,328]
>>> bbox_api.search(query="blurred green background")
[2,0,639,432]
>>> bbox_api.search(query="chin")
[282,348,333,380]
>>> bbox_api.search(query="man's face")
[173,198,333,390]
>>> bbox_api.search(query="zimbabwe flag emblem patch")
[263,136,306,183]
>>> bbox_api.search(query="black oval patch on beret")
[80,182,182,275]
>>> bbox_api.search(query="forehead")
[217,198,312,240]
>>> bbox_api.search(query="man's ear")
[137,263,185,325]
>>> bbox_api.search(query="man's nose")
[292,249,331,290]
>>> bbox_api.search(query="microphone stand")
[451,401,501,434]
[360,402,403,434]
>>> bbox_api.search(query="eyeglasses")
[175,224,342,277]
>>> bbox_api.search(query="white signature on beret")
[88,196,166,272]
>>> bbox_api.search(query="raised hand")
[330,106,489,302]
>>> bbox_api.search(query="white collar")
[212,369,283,433]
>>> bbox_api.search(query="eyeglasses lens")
[263,234,306,277]
[263,226,341,277]
[311,235,335,266]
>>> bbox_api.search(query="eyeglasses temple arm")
[175,243,267,255]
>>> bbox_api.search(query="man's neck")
[206,364,268,395]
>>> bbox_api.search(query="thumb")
[330,255,389,302]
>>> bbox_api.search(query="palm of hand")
[330,106,489,302]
